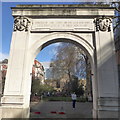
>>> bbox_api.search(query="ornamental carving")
[94,17,112,32]
[14,16,30,31]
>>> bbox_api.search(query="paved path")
[30,101,93,118]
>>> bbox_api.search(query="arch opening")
[30,36,96,118]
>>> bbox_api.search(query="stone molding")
[1,95,24,104]
[94,16,112,32]
[98,97,119,107]
[14,16,30,32]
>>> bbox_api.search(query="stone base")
[2,105,30,118]
[98,110,119,118]
[92,109,98,118]
[97,97,119,118]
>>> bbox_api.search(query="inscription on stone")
[31,19,94,31]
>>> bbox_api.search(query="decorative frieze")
[14,16,30,31]
[94,16,112,32]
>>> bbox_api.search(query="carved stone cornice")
[94,16,112,32]
[14,16,30,31]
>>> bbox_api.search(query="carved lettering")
[31,19,94,31]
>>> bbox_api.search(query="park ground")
[30,101,93,118]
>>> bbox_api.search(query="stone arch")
[2,4,119,119]
[30,32,95,66]
[29,32,97,116]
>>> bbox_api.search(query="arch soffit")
[31,32,94,62]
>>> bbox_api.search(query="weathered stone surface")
[31,19,94,32]
[11,4,114,17]
[2,4,119,119]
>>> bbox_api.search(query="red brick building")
[0,59,45,92]
[32,59,45,84]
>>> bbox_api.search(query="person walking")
[71,92,77,109]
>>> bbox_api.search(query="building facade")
[114,11,120,88]
[0,59,45,92]
[32,59,45,84]
[0,59,8,94]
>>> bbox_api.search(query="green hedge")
[43,96,87,102]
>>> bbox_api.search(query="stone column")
[94,17,119,118]
[1,16,32,118]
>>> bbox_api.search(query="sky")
[1,2,57,62]
[1,1,82,62]
[1,0,114,62]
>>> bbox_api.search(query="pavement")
[30,101,93,118]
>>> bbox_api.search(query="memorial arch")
[1,4,119,118]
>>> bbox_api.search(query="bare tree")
[50,42,87,92]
